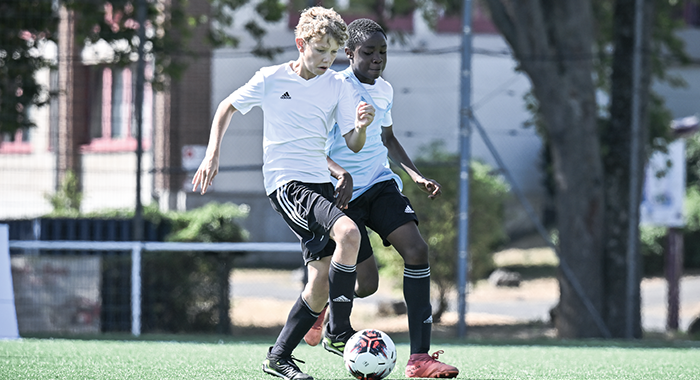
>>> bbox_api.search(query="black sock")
[404,263,432,354]
[271,295,320,358]
[328,260,356,335]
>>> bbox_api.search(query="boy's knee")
[402,239,429,266]
[333,219,361,247]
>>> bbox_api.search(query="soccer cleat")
[405,350,459,378]
[322,324,356,357]
[303,305,327,346]
[262,347,314,380]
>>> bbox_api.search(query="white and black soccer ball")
[343,329,397,380]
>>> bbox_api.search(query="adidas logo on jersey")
[280,92,291,99]
[332,295,352,303]
[404,205,415,214]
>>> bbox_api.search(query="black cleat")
[262,347,313,380]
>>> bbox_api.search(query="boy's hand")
[334,172,354,210]
[416,177,442,199]
[192,155,220,195]
[356,101,375,130]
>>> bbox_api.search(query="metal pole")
[456,0,473,339]
[626,0,645,339]
[665,227,683,331]
[133,0,147,242]
[131,243,142,336]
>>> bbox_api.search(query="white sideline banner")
[0,224,20,339]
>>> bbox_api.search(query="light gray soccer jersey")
[326,71,402,201]
[229,62,361,195]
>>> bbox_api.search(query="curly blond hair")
[295,7,348,46]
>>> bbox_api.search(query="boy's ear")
[345,47,353,60]
[295,38,305,52]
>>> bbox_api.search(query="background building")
[1,2,698,264]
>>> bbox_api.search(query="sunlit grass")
[2,337,699,379]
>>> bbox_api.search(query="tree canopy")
[0,0,286,136]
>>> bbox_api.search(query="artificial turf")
[1,337,699,379]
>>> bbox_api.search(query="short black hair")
[346,18,386,51]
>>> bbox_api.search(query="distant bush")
[141,202,249,334]
[373,142,509,322]
[44,170,82,217]
[36,201,250,333]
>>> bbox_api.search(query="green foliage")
[140,249,233,333]
[686,130,700,190]
[39,200,250,333]
[591,0,687,155]
[141,202,249,333]
[0,0,58,134]
[373,141,509,319]
[44,170,83,217]
[3,0,288,135]
[639,225,667,275]
[684,185,700,269]
[165,202,250,243]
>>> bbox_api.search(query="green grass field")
[2,336,699,379]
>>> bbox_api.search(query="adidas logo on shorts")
[280,91,291,99]
[404,205,415,214]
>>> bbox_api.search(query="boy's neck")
[291,60,316,80]
[353,69,375,85]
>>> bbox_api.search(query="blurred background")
[1,0,699,340]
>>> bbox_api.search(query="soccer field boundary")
[16,331,700,349]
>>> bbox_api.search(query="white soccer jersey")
[326,71,402,201]
[230,62,361,195]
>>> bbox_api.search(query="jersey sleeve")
[381,104,393,128]
[229,69,265,115]
[335,76,362,136]
[381,80,394,128]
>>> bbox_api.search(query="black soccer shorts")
[343,180,419,264]
[268,181,345,264]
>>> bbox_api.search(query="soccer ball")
[343,329,397,380]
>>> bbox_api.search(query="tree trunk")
[484,0,607,337]
[57,6,83,192]
[601,0,653,338]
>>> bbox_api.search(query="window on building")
[0,128,31,154]
[82,65,152,152]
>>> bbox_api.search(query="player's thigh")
[365,181,421,255]
[342,197,373,265]
[269,181,341,261]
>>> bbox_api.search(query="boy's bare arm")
[381,125,442,199]
[192,95,238,194]
[327,156,354,209]
[343,102,375,153]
